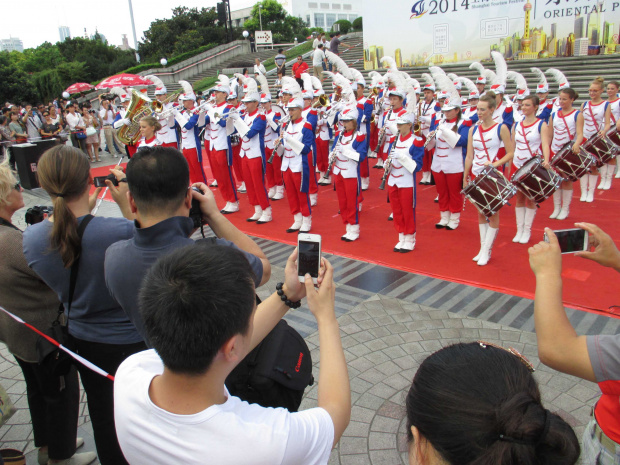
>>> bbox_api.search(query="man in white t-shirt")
[313,44,327,82]
[114,242,350,465]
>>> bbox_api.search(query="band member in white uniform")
[136,116,163,150]
[315,90,333,185]
[580,77,607,202]
[376,89,407,169]
[463,92,514,266]
[329,108,367,241]
[261,93,284,200]
[147,75,179,149]
[173,87,207,185]
[510,95,551,244]
[417,83,440,184]
[463,91,480,121]
[547,87,583,220]
[601,80,620,187]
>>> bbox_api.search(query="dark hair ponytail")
[36,145,91,268]
[406,343,580,465]
[559,88,579,101]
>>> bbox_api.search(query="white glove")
[387,123,398,135]
[122,118,130,126]
[419,115,431,124]
[229,112,240,121]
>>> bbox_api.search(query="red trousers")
[265,148,283,188]
[283,169,311,216]
[422,147,434,172]
[380,142,389,162]
[360,156,369,178]
[433,171,464,213]
[316,138,329,173]
[334,174,360,225]
[242,157,270,210]
[232,144,244,184]
[369,122,379,152]
[209,148,237,203]
[307,152,318,194]
[161,142,178,149]
[182,147,207,185]
[388,185,416,235]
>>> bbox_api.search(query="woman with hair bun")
[580,77,607,202]
[136,115,163,150]
[406,342,580,465]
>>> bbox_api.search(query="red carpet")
[91,155,619,315]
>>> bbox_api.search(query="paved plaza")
[0,154,608,464]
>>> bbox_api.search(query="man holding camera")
[104,146,270,342]
[99,98,121,157]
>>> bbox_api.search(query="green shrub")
[352,17,362,31]
[332,20,352,34]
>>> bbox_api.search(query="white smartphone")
[298,233,322,284]
[544,228,589,254]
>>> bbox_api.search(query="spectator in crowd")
[22,104,42,139]
[104,146,270,342]
[114,243,351,464]
[329,32,342,55]
[254,57,267,77]
[99,98,121,156]
[9,112,27,143]
[275,48,287,84]
[529,223,620,462]
[312,33,323,49]
[313,43,328,82]
[39,110,62,139]
[292,55,309,89]
[0,115,15,166]
[249,34,256,53]
[406,342,580,465]
[324,36,333,71]
[48,104,63,126]
[81,106,100,163]
[0,161,97,465]
[64,103,87,154]
[23,145,145,465]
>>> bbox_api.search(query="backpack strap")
[64,214,94,324]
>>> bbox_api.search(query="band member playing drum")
[386,114,425,253]
[547,88,584,220]
[463,92,514,266]
[429,97,471,230]
[510,95,551,244]
[136,116,162,150]
[330,108,367,241]
[580,77,607,202]
[601,80,620,187]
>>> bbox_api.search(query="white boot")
[597,165,608,189]
[615,164,620,178]
[473,224,489,261]
[477,227,499,266]
[287,213,303,233]
[300,215,312,232]
[341,224,350,241]
[257,206,272,224]
[394,232,404,252]
[388,212,393,221]
[519,208,537,244]
[273,185,285,200]
[221,201,239,214]
[210,179,218,187]
[586,174,597,202]
[579,177,588,201]
[309,193,318,206]
[400,234,416,252]
[513,207,525,243]
[345,224,360,241]
[446,212,461,230]
[603,163,614,189]
[247,205,262,222]
[375,159,384,168]
[268,186,276,199]
[549,190,562,219]
[435,211,450,229]
[238,181,247,193]
[361,177,369,190]
[557,189,572,220]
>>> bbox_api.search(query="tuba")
[117,90,153,145]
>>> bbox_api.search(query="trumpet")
[312,94,328,109]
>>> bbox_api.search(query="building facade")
[59,26,71,42]
[284,0,361,29]
[0,37,23,52]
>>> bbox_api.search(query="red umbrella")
[65,82,95,94]
[96,73,152,90]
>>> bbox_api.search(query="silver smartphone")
[544,228,589,254]
[298,233,322,284]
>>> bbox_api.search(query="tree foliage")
[243,0,309,43]
[352,17,363,30]
[0,53,39,104]
[333,20,352,34]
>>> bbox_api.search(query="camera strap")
[63,215,94,327]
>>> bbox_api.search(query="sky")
[2,0,261,50]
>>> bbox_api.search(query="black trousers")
[70,133,88,154]
[72,337,146,465]
[15,357,79,460]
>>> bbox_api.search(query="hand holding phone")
[298,234,322,284]
[544,228,588,254]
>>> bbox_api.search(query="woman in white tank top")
[580,77,607,202]
[601,80,620,187]
[509,95,551,245]
[463,92,514,267]
[547,88,584,221]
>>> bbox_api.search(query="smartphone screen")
[298,240,321,279]
[93,176,107,188]
[553,229,587,254]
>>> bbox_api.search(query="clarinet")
[372,107,393,156]
[324,133,344,179]
[268,120,290,164]
[379,139,397,190]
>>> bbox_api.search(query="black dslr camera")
[189,187,207,228]
[25,206,53,225]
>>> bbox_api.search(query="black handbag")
[36,215,93,377]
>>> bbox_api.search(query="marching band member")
[301,82,320,205]
[146,75,179,149]
[330,108,367,241]
[579,77,607,202]
[229,86,272,224]
[469,61,494,97]
[203,75,239,213]
[428,77,471,231]
[312,78,333,186]
[136,116,163,150]
[261,93,285,200]
[601,80,619,188]
[367,72,386,155]
[475,76,487,96]
[386,113,424,253]
[464,90,479,120]
[172,81,207,185]
[417,75,440,184]
[112,91,139,158]
[547,87,584,220]
[280,98,315,233]
[227,91,246,193]
[352,70,373,190]
[463,92,514,266]
[510,95,551,244]
[546,68,571,115]
[375,83,407,170]
[512,89,530,124]
[530,68,554,123]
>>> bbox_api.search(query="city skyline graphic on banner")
[363,0,620,69]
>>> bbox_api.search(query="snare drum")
[461,165,517,219]
[605,126,620,151]
[511,157,563,204]
[550,142,596,182]
[581,132,617,167]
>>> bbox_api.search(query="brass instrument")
[324,133,344,179]
[153,90,182,111]
[117,90,153,145]
[312,94,328,109]
[379,139,397,190]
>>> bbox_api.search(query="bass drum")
[550,142,596,182]
[511,157,562,204]
[581,132,617,168]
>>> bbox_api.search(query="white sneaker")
[257,206,272,224]
[238,182,247,193]
[309,193,317,206]
[300,215,312,232]
[272,186,284,200]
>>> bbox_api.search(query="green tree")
[0,53,38,104]
[244,0,308,42]
[332,20,352,34]
[352,17,363,31]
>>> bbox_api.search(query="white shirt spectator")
[99,106,116,125]
[312,37,321,49]
[114,350,335,465]
[65,112,84,131]
[313,48,326,67]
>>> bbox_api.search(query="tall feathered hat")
[531,67,548,93]
[146,75,167,95]
[434,74,461,111]
[421,73,435,92]
[300,73,314,99]
[255,73,271,101]
[368,71,384,89]
[546,68,570,90]
[310,75,324,96]
[241,77,260,102]
[470,62,496,85]
[490,51,507,94]
[350,68,366,88]
[458,77,479,99]
[178,80,196,101]
[325,71,353,98]
[396,79,418,125]
[214,74,231,94]
[109,86,129,102]
[325,51,355,81]
[446,73,462,90]
[407,78,421,94]
[507,71,529,100]
[280,76,302,99]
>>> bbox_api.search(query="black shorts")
[277,64,286,74]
